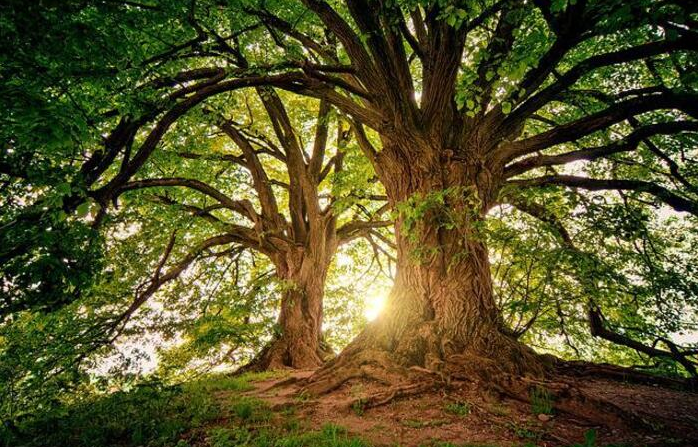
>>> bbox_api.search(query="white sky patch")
[674,331,698,344]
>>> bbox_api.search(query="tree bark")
[308,137,544,391]
[242,232,337,371]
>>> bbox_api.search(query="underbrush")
[0,372,283,447]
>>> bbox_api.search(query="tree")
[110,88,389,370]
[2,0,698,414]
[184,0,698,400]
[0,0,320,317]
[176,0,697,394]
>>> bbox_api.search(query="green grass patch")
[505,421,541,442]
[529,386,554,416]
[0,372,371,447]
[231,396,272,423]
[2,379,218,447]
[351,398,366,416]
[444,401,470,416]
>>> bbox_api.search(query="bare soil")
[236,370,698,447]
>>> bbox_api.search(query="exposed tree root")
[236,336,334,374]
[298,317,693,436]
[261,375,305,392]
[487,373,652,430]
[300,347,439,411]
[353,382,435,410]
[556,359,697,391]
[303,349,410,395]
[302,342,677,434]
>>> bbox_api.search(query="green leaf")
[76,202,90,218]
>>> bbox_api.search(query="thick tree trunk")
[308,137,544,391]
[337,223,542,374]
[242,237,336,371]
[261,262,331,369]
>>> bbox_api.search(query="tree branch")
[496,92,698,164]
[498,35,697,139]
[508,175,698,216]
[504,121,698,177]
[337,219,392,245]
[118,177,260,222]
[589,305,697,376]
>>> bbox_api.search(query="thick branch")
[499,35,697,139]
[301,0,380,92]
[589,305,697,376]
[118,177,260,222]
[504,121,698,177]
[93,71,313,201]
[309,99,332,179]
[497,92,698,164]
[218,121,285,230]
[506,197,573,246]
[337,219,392,245]
[509,175,698,216]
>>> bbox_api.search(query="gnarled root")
[556,360,697,391]
[303,344,666,434]
[300,320,677,434]
[302,347,440,410]
[303,348,412,395]
[352,382,435,410]
[487,373,652,430]
[236,336,333,373]
[303,320,549,393]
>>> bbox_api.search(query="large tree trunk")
[334,223,543,374]
[308,137,544,391]
[243,235,336,371]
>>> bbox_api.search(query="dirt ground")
[237,370,698,447]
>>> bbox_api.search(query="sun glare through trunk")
[364,292,387,321]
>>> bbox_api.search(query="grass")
[351,398,367,416]
[231,397,274,423]
[294,389,311,403]
[505,421,542,442]
[0,371,286,447]
[444,400,471,416]
[200,423,371,447]
[0,370,372,447]
[487,402,510,416]
[529,386,554,416]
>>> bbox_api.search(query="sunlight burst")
[364,292,387,321]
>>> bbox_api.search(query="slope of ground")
[5,369,697,447]
[231,369,698,447]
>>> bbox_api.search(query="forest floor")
[9,368,698,447]
[215,369,698,447]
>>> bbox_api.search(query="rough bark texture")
[244,242,336,371]
[307,135,545,394]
